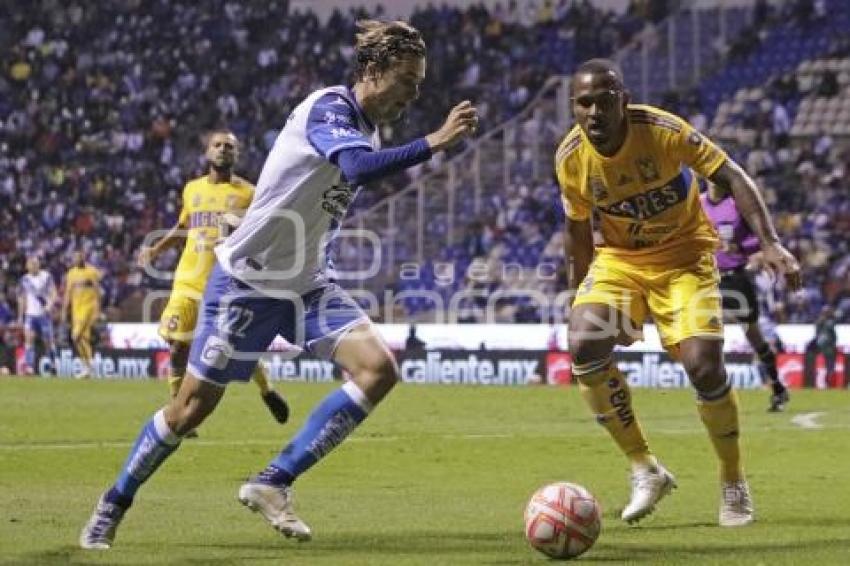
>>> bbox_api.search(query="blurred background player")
[137,130,289,427]
[558,59,800,528]
[18,256,58,376]
[80,19,477,549]
[62,251,101,379]
[700,181,790,411]
[804,305,838,387]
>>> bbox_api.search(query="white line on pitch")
[791,412,826,429]
[1,424,846,451]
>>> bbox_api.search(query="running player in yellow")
[556,59,801,527]
[62,251,101,379]
[138,130,289,426]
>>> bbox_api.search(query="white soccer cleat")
[719,480,754,527]
[79,495,127,549]
[238,482,312,541]
[621,464,677,524]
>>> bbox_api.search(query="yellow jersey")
[555,104,726,264]
[173,175,254,293]
[66,264,101,311]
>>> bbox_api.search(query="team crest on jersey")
[192,193,202,207]
[589,177,608,202]
[636,157,660,182]
[226,194,239,209]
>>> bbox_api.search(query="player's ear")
[621,89,631,109]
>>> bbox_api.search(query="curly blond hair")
[355,20,426,79]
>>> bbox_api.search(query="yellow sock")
[78,340,93,369]
[168,374,184,398]
[578,364,656,471]
[697,389,743,482]
[251,364,270,395]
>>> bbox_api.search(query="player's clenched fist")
[426,100,478,152]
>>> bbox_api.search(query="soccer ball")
[524,482,601,560]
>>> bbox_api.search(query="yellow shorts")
[159,290,202,343]
[71,307,98,341]
[573,250,723,355]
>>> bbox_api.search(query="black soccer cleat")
[262,390,290,424]
[768,388,790,412]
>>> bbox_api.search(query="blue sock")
[110,409,181,501]
[24,345,35,370]
[264,381,372,485]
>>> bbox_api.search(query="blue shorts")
[187,263,368,385]
[25,315,54,343]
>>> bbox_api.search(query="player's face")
[206,133,239,170]
[571,71,628,152]
[73,252,84,266]
[371,56,426,123]
[27,258,39,273]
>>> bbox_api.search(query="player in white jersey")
[82,19,478,549]
[18,257,58,375]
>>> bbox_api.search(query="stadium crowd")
[0,0,656,329]
[0,0,846,347]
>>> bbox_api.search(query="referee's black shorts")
[719,267,759,324]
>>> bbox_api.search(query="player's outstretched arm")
[138,222,186,268]
[333,101,478,187]
[710,160,801,290]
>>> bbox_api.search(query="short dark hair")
[574,58,625,90]
[205,129,239,149]
[354,20,426,79]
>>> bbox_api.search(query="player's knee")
[371,355,400,387]
[166,395,210,435]
[569,336,609,367]
[353,352,399,387]
[682,356,726,393]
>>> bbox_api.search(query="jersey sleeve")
[306,94,372,160]
[555,157,591,221]
[671,118,727,178]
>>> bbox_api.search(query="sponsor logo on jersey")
[330,127,361,139]
[189,211,223,228]
[324,110,352,125]
[598,168,692,221]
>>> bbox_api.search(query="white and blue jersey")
[216,85,379,294]
[21,270,55,341]
[189,86,378,384]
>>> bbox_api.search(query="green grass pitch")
[1,377,848,565]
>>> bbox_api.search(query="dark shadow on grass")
[586,538,850,561]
